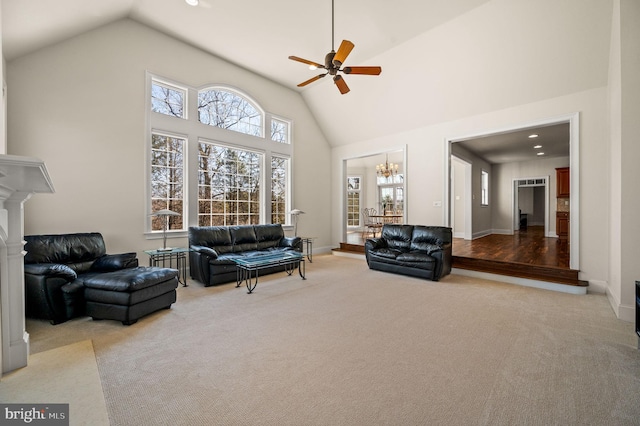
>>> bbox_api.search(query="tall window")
[198,143,261,226]
[271,156,289,224]
[147,76,293,235]
[150,133,185,231]
[347,177,361,227]
[481,170,489,206]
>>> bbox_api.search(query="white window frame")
[481,170,489,206]
[347,176,362,228]
[145,74,294,239]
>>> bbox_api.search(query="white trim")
[341,145,407,242]
[445,112,580,270]
[145,72,294,235]
[451,269,587,295]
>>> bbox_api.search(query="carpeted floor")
[18,255,640,425]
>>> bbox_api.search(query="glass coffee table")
[233,251,306,294]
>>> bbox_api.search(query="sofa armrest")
[364,237,387,251]
[429,242,452,280]
[191,245,219,259]
[280,236,302,251]
[90,252,138,272]
[24,263,78,281]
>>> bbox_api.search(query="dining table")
[369,214,403,224]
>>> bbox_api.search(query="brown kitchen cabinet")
[556,167,570,197]
[556,211,569,240]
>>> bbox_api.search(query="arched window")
[198,88,263,137]
[147,75,293,236]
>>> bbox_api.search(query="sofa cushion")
[24,233,106,264]
[255,224,284,250]
[188,226,233,254]
[409,241,442,254]
[381,225,413,251]
[230,226,258,252]
[370,248,403,260]
[83,267,178,292]
[90,253,138,272]
[397,252,435,263]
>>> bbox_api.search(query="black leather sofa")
[24,232,179,325]
[364,224,452,281]
[189,224,301,286]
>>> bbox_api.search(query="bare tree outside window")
[149,77,293,233]
[271,156,288,224]
[151,134,184,230]
[151,82,185,118]
[199,142,261,226]
[198,89,262,137]
[271,118,289,144]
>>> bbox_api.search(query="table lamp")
[151,209,181,251]
[289,209,305,237]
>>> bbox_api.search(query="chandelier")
[376,155,398,178]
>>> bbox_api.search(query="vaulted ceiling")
[2,0,612,155]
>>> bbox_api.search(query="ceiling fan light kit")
[288,0,381,94]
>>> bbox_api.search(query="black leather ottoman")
[83,267,179,325]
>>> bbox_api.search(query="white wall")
[332,87,610,293]
[6,19,332,256]
[607,0,640,321]
[493,156,570,234]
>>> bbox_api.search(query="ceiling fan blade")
[333,75,350,94]
[297,73,327,87]
[343,66,382,75]
[332,40,355,67]
[289,56,324,69]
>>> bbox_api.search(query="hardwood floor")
[453,226,570,268]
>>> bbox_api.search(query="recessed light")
[533,145,542,149]
[528,134,539,138]
[537,152,545,156]
[185,0,199,6]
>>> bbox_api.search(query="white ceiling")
[1,0,491,89]
[455,123,570,164]
[1,0,607,160]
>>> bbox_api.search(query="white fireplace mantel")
[0,154,54,374]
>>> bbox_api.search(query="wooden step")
[334,242,365,254]
[452,255,586,287]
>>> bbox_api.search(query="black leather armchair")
[24,233,138,324]
[365,224,452,281]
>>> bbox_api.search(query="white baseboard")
[472,230,492,240]
[451,268,587,295]
[492,229,512,235]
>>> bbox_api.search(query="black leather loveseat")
[189,224,301,286]
[24,232,179,325]
[364,224,452,281]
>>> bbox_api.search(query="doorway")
[513,177,548,235]
[445,113,579,270]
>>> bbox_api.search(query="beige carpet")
[0,340,109,426]
[22,255,640,425]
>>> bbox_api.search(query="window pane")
[271,156,288,224]
[347,192,361,226]
[150,133,185,231]
[198,89,263,137]
[481,170,489,205]
[198,141,262,226]
[271,118,289,144]
[151,82,185,118]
